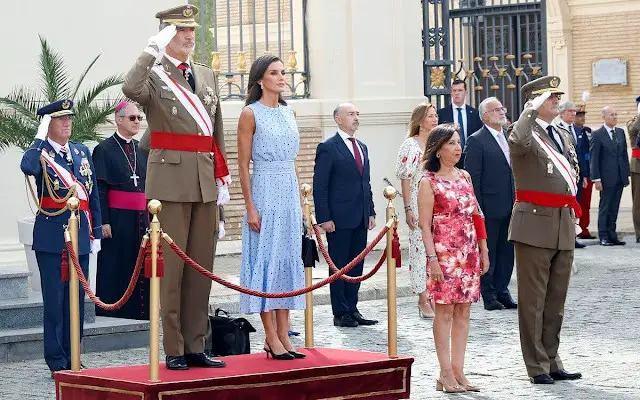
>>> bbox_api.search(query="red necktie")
[348,137,364,175]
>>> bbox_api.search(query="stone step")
[0,291,95,330]
[0,267,30,300]
[0,316,150,362]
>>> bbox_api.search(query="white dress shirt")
[453,103,468,139]
[486,124,510,164]
[337,129,364,164]
[604,124,617,140]
[557,120,578,143]
[164,53,192,75]
[537,118,563,152]
[47,138,70,157]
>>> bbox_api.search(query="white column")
[305,0,426,240]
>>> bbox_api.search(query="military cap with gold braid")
[36,99,75,118]
[156,4,200,28]
[520,76,565,102]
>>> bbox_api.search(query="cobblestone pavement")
[1,237,639,399]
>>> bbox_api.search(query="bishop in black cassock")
[92,103,150,320]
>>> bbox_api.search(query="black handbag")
[302,224,319,268]
[207,308,256,356]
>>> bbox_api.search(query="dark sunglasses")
[124,115,143,121]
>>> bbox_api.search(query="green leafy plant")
[0,36,124,152]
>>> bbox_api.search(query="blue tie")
[457,107,465,149]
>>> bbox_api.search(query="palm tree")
[0,36,124,151]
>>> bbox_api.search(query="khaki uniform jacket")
[122,47,225,203]
[627,115,640,174]
[507,109,579,251]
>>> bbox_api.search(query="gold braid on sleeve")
[24,156,77,217]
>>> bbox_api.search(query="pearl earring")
[260,83,264,90]
[436,153,441,158]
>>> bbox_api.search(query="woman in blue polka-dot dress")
[237,55,305,360]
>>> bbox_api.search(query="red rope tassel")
[144,241,165,278]
[156,241,165,278]
[60,249,69,282]
[392,228,401,268]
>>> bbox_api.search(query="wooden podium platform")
[55,347,413,399]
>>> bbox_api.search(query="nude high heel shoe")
[435,378,466,393]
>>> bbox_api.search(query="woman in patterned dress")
[395,102,438,319]
[417,123,490,392]
[237,55,305,361]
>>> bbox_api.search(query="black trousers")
[480,215,515,303]
[326,222,367,316]
[598,184,624,241]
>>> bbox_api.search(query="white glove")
[218,221,226,239]
[217,185,230,205]
[148,25,177,51]
[35,115,51,140]
[530,91,552,111]
[90,239,101,254]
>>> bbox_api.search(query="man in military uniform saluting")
[20,100,103,377]
[508,76,582,384]
[626,97,640,243]
[123,4,230,370]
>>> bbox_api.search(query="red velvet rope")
[163,225,389,298]
[64,238,147,311]
[311,224,387,283]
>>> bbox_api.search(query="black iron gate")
[423,0,546,120]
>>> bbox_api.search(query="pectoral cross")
[131,173,139,187]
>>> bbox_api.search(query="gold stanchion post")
[66,197,82,371]
[383,186,398,358]
[148,200,162,382]
[301,183,314,349]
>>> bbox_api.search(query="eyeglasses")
[487,107,507,114]
[125,115,143,121]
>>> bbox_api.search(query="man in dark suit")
[590,106,630,246]
[464,97,516,311]
[554,101,590,248]
[437,79,483,166]
[313,103,377,328]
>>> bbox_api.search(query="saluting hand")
[148,25,177,51]
[530,91,552,111]
[35,115,51,140]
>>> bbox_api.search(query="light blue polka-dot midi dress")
[239,101,305,313]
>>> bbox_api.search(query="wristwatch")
[427,254,437,262]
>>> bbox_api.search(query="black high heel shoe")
[287,350,306,359]
[264,347,295,360]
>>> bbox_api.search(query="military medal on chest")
[547,161,553,174]
[79,157,94,193]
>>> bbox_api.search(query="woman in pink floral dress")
[418,123,489,393]
[394,102,438,319]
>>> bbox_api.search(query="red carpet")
[55,347,413,399]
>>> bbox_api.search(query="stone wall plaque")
[592,58,627,86]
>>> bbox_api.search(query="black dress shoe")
[577,233,596,239]
[574,241,586,249]
[600,240,615,246]
[484,300,505,311]
[497,298,518,309]
[530,374,554,384]
[352,311,378,325]
[612,240,626,246]
[185,352,226,368]
[636,237,640,244]
[166,355,189,370]
[550,369,582,380]
[334,314,358,327]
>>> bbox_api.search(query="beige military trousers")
[514,242,573,377]
[158,201,218,356]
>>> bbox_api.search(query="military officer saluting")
[20,100,102,377]
[508,76,582,384]
[123,4,230,370]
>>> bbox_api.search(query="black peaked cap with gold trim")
[36,99,75,118]
[155,4,200,28]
